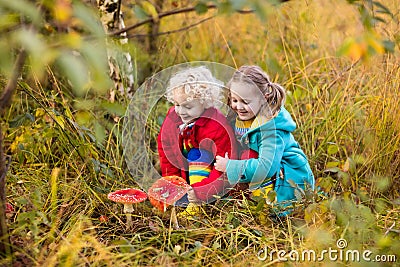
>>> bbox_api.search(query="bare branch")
[125,16,215,39]
[0,49,27,112]
[109,4,254,37]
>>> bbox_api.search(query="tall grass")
[2,0,400,266]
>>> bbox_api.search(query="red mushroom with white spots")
[148,176,191,229]
[107,188,147,229]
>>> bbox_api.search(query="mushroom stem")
[171,206,179,230]
[123,203,134,229]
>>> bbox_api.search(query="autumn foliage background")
[0,0,399,266]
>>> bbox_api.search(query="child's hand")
[215,152,229,172]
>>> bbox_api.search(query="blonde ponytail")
[264,81,286,115]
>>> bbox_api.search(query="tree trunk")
[148,0,165,54]
[0,127,11,258]
[97,0,135,98]
[0,49,26,259]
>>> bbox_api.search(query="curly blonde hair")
[165,66,223,108]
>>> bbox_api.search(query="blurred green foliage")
[0,0,112,96]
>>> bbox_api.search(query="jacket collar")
[168,107,217,127]
[239,108,281,140]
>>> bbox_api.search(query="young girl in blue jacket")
[215,65,314,207]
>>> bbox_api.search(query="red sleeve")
[191,118,238,202]
[157,109,182,177]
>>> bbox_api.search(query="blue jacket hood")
[273,107,296,133]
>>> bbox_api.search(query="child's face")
[173,89,206,123]
[230,81,265,121]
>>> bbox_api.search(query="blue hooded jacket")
[226,107,314,204]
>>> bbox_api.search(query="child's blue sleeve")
[226,131,285,186]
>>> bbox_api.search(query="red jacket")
[157,107,237,202]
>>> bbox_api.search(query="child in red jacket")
[157,66,237,216]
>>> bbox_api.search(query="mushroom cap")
[5,203,14,213]
[148,176,191,212]
[108,188,147,204]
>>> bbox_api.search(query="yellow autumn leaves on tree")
[339,31,390,62]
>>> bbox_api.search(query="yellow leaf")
[75,110,92,126]
[54,0,72,24]
[141,1,159,23]
[51,167,61,179]
[252,188,262,197]
[53,114,65,130]
[347,41,366,62]
[64,32,82,49]
[366,35,385,54]
[35,108,46,117]
[377,236,392,248]
[342,158,350,172]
